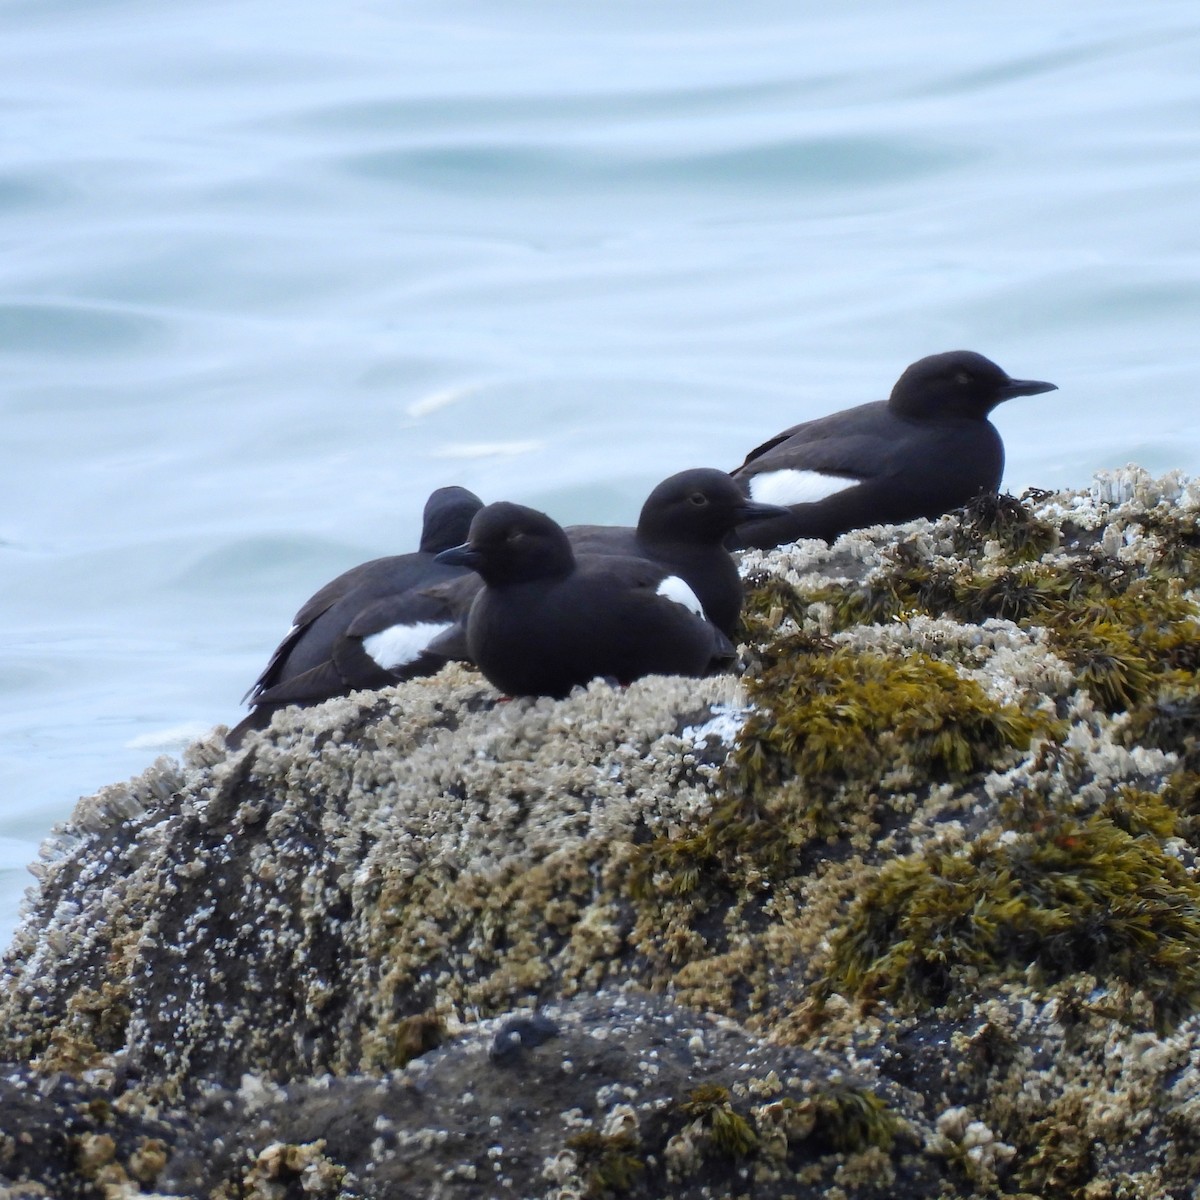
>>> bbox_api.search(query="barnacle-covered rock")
[4,467,1200,1197]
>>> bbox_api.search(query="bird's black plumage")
[426,468,787,648]
[227,485,483,746]
[432,502,734,699]
[729,351,1057,550]
[567,468,786,637]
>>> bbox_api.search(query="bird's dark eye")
[954,371,974,386]
[688,493,708,506]
[506,530,526,544]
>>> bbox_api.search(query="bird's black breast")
[466,557,725,698]
[566,524,741,638]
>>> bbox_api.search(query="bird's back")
[248,552,463,700]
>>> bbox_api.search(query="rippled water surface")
[2,0,1199,940]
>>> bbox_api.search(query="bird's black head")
[889,350,1057,421]
[637,468,791,545]
[434,501,574,586]
[419,486,486,554]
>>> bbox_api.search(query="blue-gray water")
[2,0,1199,943]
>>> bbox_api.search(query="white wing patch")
[748,469,858,507]
[656,575,705,618]
[363,621,453,670]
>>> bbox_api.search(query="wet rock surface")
[5,468,1200,1198]
[0,993,938,1199]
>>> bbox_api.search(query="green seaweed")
[739,571,821,639]
[809,1086,900,1153]
[760,521,1200,723]
[1136,504,1200,585]
[1161,770,1200,840]
[729,644,1049,807]
[1052,619,1157,712]
[823,805,1200,1029]
[626,797,749,902]
[387,1011,446,1068]
[627,497,1200,1043]
[564,1130,645,1198]
[951,490,1059,562]
[1012,1104,1093,1198]
[679,1084,759,1157]
[629,640,1047,913]
[1124,681,1200,767]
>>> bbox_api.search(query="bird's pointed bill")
[996,377,1057,400]
[434,542,482,569]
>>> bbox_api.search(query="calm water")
[2,0,1200,942]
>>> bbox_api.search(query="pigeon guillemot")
[431,502,735,699]
[227,485,483,746]
[425,468,789,652]
[566,468,788,637]
[728,350,1057,550]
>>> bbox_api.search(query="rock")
[4,468,1200,1197]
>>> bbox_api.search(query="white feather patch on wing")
[748,469,858,506]
[656,575,705,617]
[362,621,453,669]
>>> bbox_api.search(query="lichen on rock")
[4,467,1200,1197]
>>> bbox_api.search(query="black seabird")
[227,485,483,746]
[566,467,788,637]
[728,350,1057,550]
[425,467,788,651]
[432,501,735,699]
